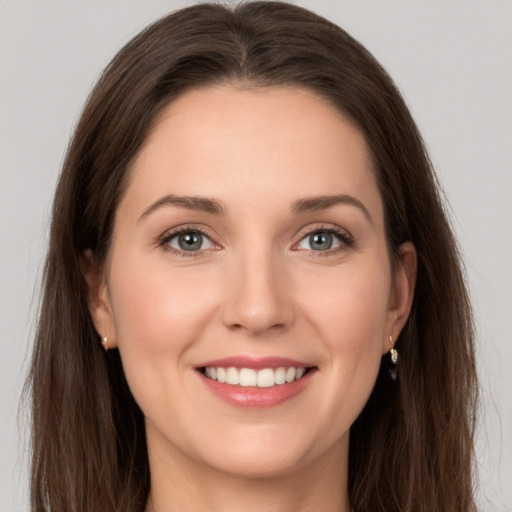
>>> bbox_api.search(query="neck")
[145,434,350,512]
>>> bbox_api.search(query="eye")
[295,228,352,252]
[163,229,215,253]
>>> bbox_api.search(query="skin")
[83,85,416,512]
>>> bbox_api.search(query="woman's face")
[87,85,415,480]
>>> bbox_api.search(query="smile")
[202,366,309,388]
[196,357,317,407]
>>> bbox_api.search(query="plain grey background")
[1,1,511,510]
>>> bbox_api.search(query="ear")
[382,242,417,354]
[79,249,117,349]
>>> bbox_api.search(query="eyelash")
[159,225,216,258]
[158,224,354,258]
[294,225,354,257]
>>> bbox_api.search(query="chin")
[187,423,348,480]
[204,448,310,479]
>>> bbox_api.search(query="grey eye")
[297,230,343,251]
[309,231,334,251]
[167,231,214,252]
[178,232,202,251]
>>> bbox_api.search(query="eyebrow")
[291,194,373,224]
[139,194,225,220]
[139,193,372,224]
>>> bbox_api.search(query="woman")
[28,2,477,511]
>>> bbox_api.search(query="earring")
[101,336,109,352]
[389,335,398,380]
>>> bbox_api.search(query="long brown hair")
[27,2,478,511]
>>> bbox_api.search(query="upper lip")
[195,356,315,370]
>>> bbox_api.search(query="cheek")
[106,255,224,434]
[299,258,391,347]
[297,259,390,420]
[106,254,221,410]
[109,256,217,350]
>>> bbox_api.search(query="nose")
[221,249,295,336]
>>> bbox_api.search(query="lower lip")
[199,370,315,408]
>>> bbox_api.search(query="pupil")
[178,232,202,251]
[310,232,332,250]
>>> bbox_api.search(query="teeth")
[257,368,275,388]
[285,367,296,383]
[275,367,286,385]
[217,367,226,383]
[203,366,309,387]
[226,367,239,385]
[239,368,257,386]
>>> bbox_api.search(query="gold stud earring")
[101,336,109,352]
[389,335,398,380]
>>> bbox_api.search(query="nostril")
[221,270,294,334]
[227,322,287,337]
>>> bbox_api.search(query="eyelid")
[158,224,220,256]
[292,224,354,253]
[157,222,353,257]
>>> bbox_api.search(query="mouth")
[199,365,315,388]
[195,357,317,407]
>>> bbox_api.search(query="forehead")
[123,84,382,222]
